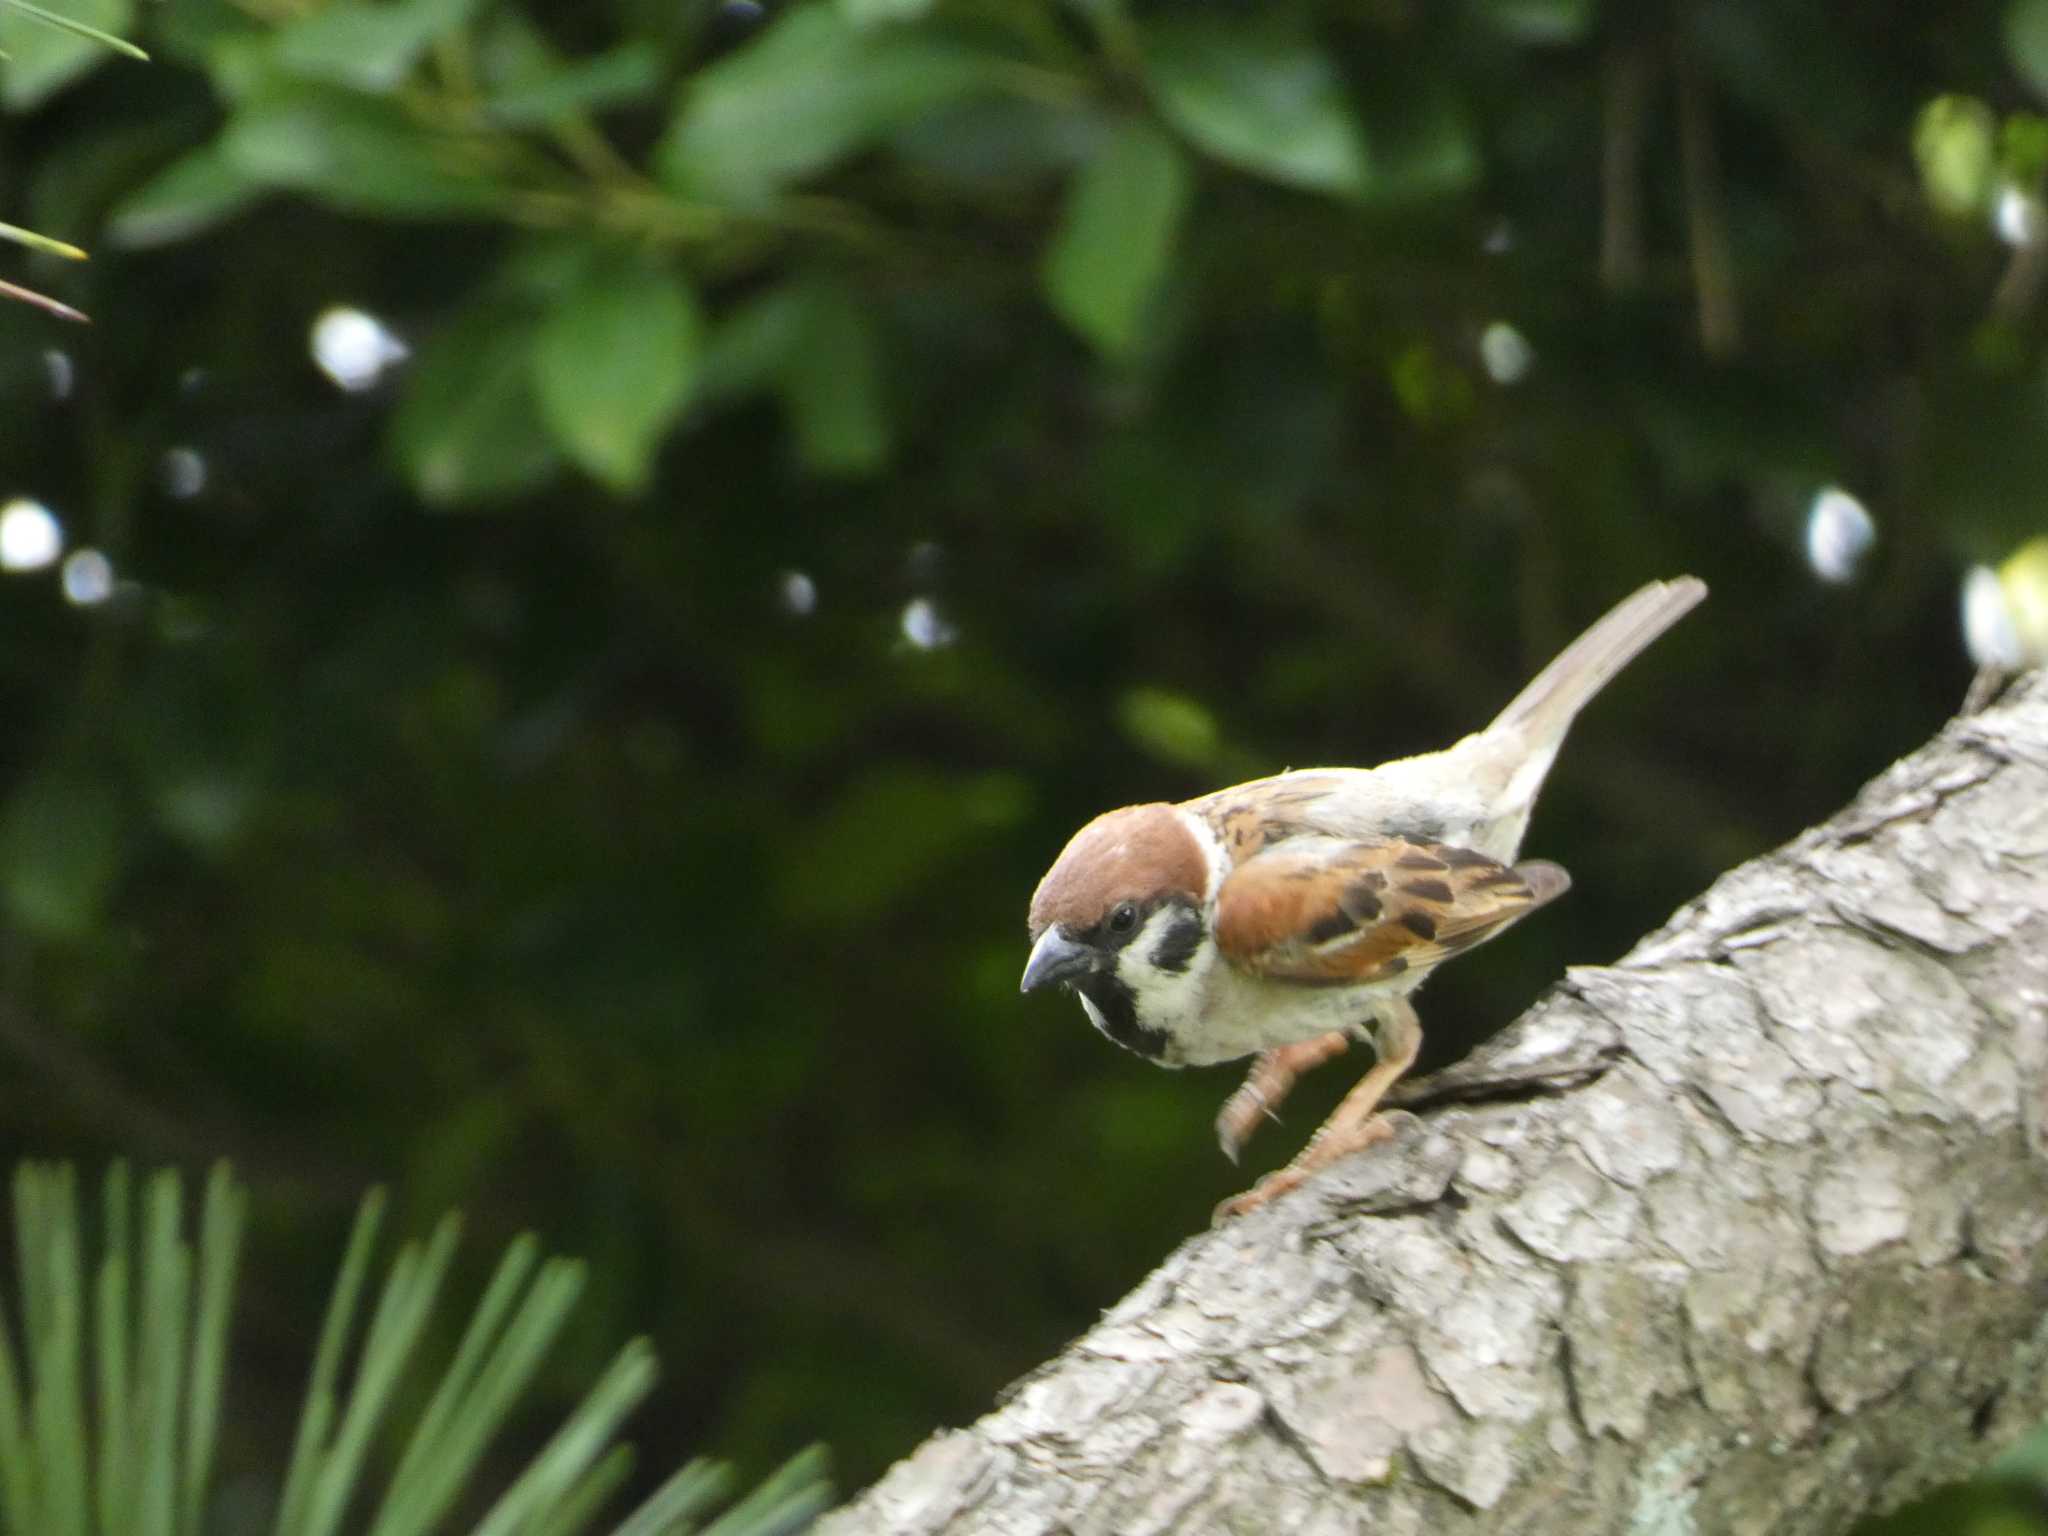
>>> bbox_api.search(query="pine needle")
[0,220,85,260]
[92,1167,131,1536]
[696,1447,832,1536]
[182,1164,242,1536]
[0,0,146,58]
[274,1189,386,1536]
[0,278,88,322]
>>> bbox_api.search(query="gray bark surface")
[820,674,2048,1536]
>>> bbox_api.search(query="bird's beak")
[1020,927,1096,994]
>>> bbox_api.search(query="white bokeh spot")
[61,548,113,607]
[310,306,410,392]
[0,499,64,572]
[1962,565,2022,668]
[900,596,957,650]
[1805,486,1876,585]
[778,570,818,617]
[1479,321,1534,385]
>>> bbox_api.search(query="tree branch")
[820,672,2048,1536]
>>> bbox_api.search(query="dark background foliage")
[0,0,2044,1526]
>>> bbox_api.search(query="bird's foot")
[1214,1082,1280,1166]
[1214,1032,1351,1164]
[1212,1113,1398,1223]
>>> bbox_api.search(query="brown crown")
[1027,803,1206,938]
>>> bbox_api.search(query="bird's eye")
[1108,902,1139,935]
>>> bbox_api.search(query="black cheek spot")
[1149,909,1205,974]
[1378,956,1409,977]
[1400,910,1438,940]
[1403,878,1454,903]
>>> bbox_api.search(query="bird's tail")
[1488,576,1707,749]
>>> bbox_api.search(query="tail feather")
[1488,576,1707,748]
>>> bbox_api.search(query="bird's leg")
[1214,1031,1351,1164]
[1214,999,1421,1223]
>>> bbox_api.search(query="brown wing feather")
[1213,837,1569,985]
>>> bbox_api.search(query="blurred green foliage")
[0,0,2042,1523]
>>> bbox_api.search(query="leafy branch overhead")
[80,0,1441,499]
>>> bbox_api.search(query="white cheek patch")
[1115,907,1207,1025]
[1077,990,1112,1041]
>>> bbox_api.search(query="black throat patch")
[1073,973,1170,1060]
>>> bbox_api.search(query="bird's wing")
[1187,768,1498,854]
[1212,836,1569,985]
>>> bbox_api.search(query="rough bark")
[820,673,2048,1536]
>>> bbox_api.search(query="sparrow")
[1020,577,1706,1221]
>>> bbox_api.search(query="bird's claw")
[1212,1167,1306,1223]
[1214,1085,1279,1165]
[1211,1113,1403,1225]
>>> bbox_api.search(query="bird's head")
[1020,804,1212,1059]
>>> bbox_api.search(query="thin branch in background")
[1599,41,1656,292]
[1676,44,1740,356]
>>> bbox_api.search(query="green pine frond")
[0,1164,830,1536]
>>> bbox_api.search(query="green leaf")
[1480,0,1594,45]
[1041,116,1190,356]
[1140,17,1368,196]
[2003,110,2048,183]
[392,304,563,505]
[1913,94,1998,219]
[1117,686,1220,769]
[221,88,505,217]
[889,94,1100,186]
[2010,0,2048,100]
[697,285,808,405]
[106,144,265,248]
[779,279,890,476]
[839,0,933,23]
[0,0,135,112]
[1360,86,1479,204]
[783,768,1026,924]
[530,259,703,494]
[0,770,122,939]
[483,42,661,127]
[274,0,482,94]
[658,3,1010,204]
[149,0,259,68]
